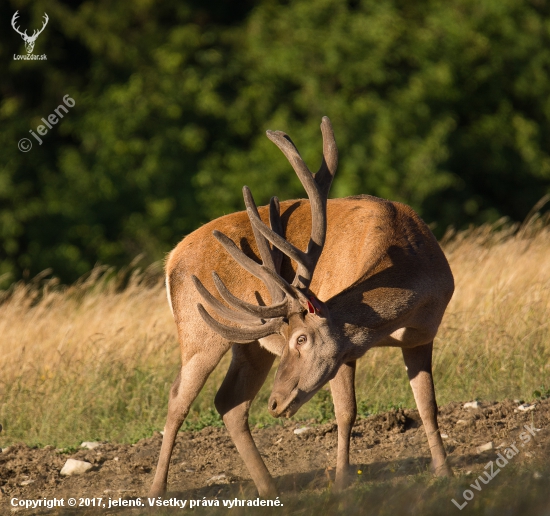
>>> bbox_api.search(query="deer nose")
[268,394,282,417]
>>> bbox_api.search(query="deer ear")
[306,295,326,316]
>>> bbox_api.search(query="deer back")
[166,194,453,353]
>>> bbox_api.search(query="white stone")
[441,433,449,439]
[518,403,536,412]
[476,442,493,453]
[294,427,311,435]
[60,459,93,476]
[207,473,228,485]
[463,401,480,409]
[81,441,101,450]
[20,480,35,486]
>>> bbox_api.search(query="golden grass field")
[0,214,549,450]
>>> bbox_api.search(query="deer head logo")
[11,11,49,54]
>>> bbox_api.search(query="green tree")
[1,0,549,285]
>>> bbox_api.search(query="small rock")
[441,433,449,439]
[207,473,228,485]
[533,471,542,480]
[60,459,93,476]
[114,457,119,461]
[81,441,102,450]
[463,401,480,409]
[517,403,536,412]
[1,447,10,454]
[294,427,311,435]
[476,442,493,453]
[185,469,196,473]
[20,480,35,486]
[456,419,469,425]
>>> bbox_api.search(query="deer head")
[11,11,49,54]
[194,117,347,418]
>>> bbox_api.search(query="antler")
[11,11,27,38]
[246,116,337,291]
[11,11,49,54]
[194,195,294,343]
[194,117,338,342]
[33,13,49,39]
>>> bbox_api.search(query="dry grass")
[1,215,549,447]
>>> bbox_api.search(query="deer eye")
[297,335,307,346]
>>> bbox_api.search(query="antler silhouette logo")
[11,11,49,54]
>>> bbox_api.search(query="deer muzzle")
[268,386,300,418]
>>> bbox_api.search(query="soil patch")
[1,399,549,513]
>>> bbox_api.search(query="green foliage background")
[1,0,550,284]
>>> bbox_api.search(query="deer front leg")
[329,360,357,490]
[150,348,226,497]
[215,343,277,497]
[402,342,453,477]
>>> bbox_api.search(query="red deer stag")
[150,117,454,497]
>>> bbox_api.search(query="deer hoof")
[148,484,167,498]
[333,468,352,491]
[434,463,454,477]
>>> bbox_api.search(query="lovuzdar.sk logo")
[12,10,48,61]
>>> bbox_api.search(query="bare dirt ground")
[1,398,549,514]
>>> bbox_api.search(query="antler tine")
[246,196,317,291]
[243,187,312,272]
[191,275,263,325]
[35,13,49,36]
[269,196,284,275]
[197,304,284,344]
[265,130,325,242]
[11,11,27,37]
[243,187,284,304]
[314,117,338,199]
[212,273,288,319]
[212,230,310,306]
[256,118,337,290]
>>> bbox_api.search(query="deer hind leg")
[402,342,453,477]
[214,342,277,497]
[149,347,226,497]
[329,360,357,490]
